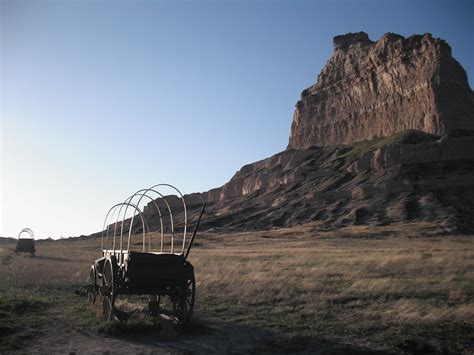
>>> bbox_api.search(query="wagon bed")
[97,251,193,294]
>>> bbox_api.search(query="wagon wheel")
[173,273,195,326]
[87,264,97,304]
[101,258,116,321]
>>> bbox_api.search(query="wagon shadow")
[104,316,382,354]
[100,309,213,335]
[77,291,381,353]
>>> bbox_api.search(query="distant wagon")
[87,183,206,326]
[15,228,36,256]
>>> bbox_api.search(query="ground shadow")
[75,288,387,354]
[102,313,385,354]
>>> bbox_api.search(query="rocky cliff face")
[105,33,474,237]
[288,32,474,149]
[127,129,474,235]
[167,130,474,233]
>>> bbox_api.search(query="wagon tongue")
[184,202,206,260]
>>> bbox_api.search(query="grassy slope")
[0,223,472,353]
[335,130,439,160]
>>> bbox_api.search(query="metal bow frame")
[18,228,35,240]
[101,183,188,256]
[102,202,147,261]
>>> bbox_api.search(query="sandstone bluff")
[288,32,474,149]
[101,32,474,235]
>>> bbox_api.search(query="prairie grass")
[191,223,473,353]
[0,222,472,353]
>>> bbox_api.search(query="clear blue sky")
[1,0,473,238]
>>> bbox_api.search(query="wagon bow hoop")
[147,184,187,251]
[125,183,187,254]
[124,188,175,253]
[18,228,35,240]
[101,202,147,255]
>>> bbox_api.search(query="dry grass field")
[0,222,472,353]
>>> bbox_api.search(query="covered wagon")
[15,228,36,256]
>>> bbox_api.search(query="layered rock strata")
[125,130,473,235]
[288,32,474,149]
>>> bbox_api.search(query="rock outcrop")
[168,129,474,233]
[288,32,474,149]
[102,33,474,237]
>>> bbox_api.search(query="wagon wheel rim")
[173,275,195,326]
[101,295,113,321]
[87,265,96,304]
[101,259,115,321]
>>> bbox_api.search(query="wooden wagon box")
[15,239,36,254]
